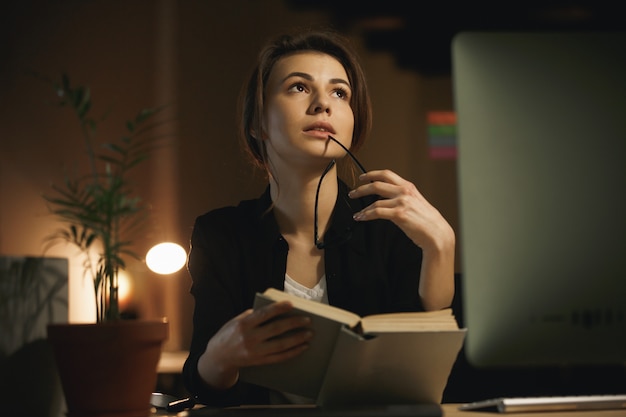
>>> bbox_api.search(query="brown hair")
[238,28,373,177]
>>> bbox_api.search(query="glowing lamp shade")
[146,242,187,274]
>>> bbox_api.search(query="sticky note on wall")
[427,111,457,160]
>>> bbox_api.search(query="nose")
[308,94,331,115]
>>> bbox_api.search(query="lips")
[303,122,336,135]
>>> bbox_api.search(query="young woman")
[182,28,456,406]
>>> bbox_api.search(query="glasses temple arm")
[327,135,367,174]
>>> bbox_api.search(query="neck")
[270,163,338,239]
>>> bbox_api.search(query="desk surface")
[155,404,626,417]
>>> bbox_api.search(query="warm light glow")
[117,270,133,307]
[146,242,187,274]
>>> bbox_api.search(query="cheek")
[342,106,355,136]
[263,102,292,137]
[262,115,278,141]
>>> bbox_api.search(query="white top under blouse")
[283,273,328,304]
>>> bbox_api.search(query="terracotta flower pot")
[47,319,168,417]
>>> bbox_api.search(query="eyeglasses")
[314,135,368,249]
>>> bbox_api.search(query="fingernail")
[353,212,363,221]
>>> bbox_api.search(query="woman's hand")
[197,301,312,390]
[348,169,456,310]
[348,170,454,252]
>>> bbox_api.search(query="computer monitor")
[452,32,626,371]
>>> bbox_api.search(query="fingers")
[347,169,455,253]
[238,301,313,366]
[348,170,426,214]
[256,326,313,365]
[347,169,441,240]
[358,169,405,187]
[200,301,314,388]
[349,169,423,200]
[244,300,295,327]
[352,196,419,224]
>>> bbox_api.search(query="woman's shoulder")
[194,188,273,232]
[196,198,264,224]
[191,191,280,251]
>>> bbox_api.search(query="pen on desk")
[167,396,196,412]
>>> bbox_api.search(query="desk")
[157,350,189,399]
[154,404,626,417]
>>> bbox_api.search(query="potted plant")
[42,74,169,417]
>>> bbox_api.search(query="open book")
[239,288,466,407]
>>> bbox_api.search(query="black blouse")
[182,180,424,406]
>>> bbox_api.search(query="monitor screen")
[452,32,626,370]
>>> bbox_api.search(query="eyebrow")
[282,71,351,88]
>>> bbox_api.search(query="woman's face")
[262,51,355,174]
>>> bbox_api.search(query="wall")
[1,0,163,326]
[0,0,458,351]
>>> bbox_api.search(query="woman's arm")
[349,169,456,310]
[183,211,312,404]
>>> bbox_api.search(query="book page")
[360,308,459,333]
[262,287,361,327]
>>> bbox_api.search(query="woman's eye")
[288,83,306,93]
[333,88,350,100]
